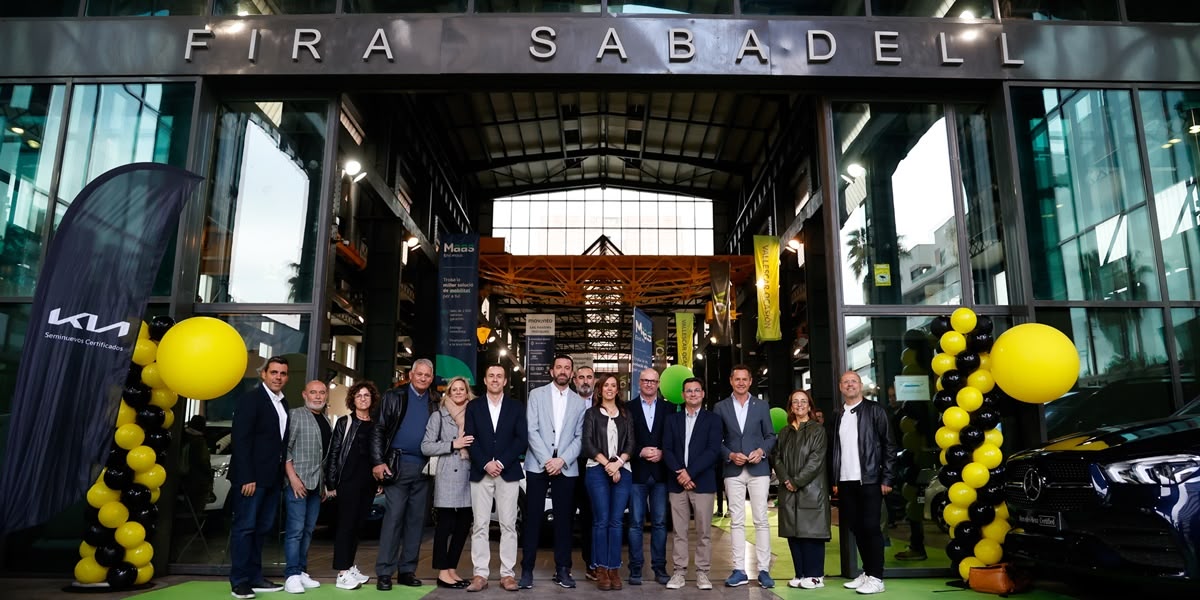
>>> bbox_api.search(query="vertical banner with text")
[753,235,782,341]
[652,315,670,372]
[631,308,653,378]
[525,314,556,394]
[708,261,733,346]
[676,312,694,370]
[437,233,480,384]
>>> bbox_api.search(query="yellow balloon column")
[75,316,248,589]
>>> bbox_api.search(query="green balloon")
[770,407,788,433]
[660,364,693,404]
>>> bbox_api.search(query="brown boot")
[597,567,612,591]
[609,568,623,591]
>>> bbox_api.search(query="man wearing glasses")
[627,367,673,585]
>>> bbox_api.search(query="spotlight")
[846,163,866,178]
[695,352,704,361]
[343,159,362,177]
[352,172,367,183]
[786,239,801,252]
[500,348,507,357]
[9,126,24,135]
[406,236,420,248]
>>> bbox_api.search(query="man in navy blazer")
[463,365,528,592]
[713,364,777,589]
[228,356,291,599]
[662,377,721,591]
[627,367,675,586]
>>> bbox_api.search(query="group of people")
[224,355,897,599]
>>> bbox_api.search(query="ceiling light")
[406,236,420,248]
[26,140,40,149]
[786,239,801,252]
[1190,125,1200,134]
[238,10,249,16]
[846,163,866,178]
[343,159,362,177]
[1168,138,1182,144]
[960,10,975,18]
[695,352,704,361]
[710,336,717,343]
[352,172,367,183]
[1162,143,1174,149]
[9,126,24,135]
[513,365,521,372]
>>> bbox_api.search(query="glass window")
[1126,4,1200,23]
[85,0,205,15]
[1171,308,1200,404]
[998,0,1119,21]
[740,0,863,15]
[198,101,329,304]
[1138,90,1200,301]
[476,0,596,12]
[871,0,992,18]
[1,84,65,297]
[955,104,1009,304]
[215,0,335,13]
[1012,88,1159,302]
[835,102,960,306]
[0,2,79,16]
[608,0,731,14]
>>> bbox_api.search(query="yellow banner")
[676,312,694,370]
[754,235,781,341]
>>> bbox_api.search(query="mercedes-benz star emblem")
[1023,467,1044,502]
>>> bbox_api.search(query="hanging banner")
[525,314,556,394]
[0,164,201,533]
[708,261,733,346]
[676,312,694,371]
[631,307,653,376]
[437,233,480,384]
[652,315,670,372]
[754,235,782,342]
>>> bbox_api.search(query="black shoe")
[231,584,256,599]
[250,580,283,593]
[437,578,469,589]
[555,568,576,589]
[629,569,643,586]
[518,572,534,589]
[654,570,670,585]
[376,575,392,591]
[397,573,422,587]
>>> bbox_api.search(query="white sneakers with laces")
[855,576,885,594]
[284,576,305,594]
[299,573,320,589]
[336,571,363,590]
[347,565,370,584]
[801,576,824,589]
[844,573,869,589]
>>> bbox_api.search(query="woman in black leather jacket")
[326,380,380,590]
[581,374,635,590]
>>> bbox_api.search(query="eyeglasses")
[640,379,659,384]
[354,392,373,398]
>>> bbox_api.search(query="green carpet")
[133,581,432,599]
[772,577,1077,599]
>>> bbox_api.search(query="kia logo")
[1023,467,1044,502]
[47,308,131,338]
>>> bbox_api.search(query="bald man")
[627,367,674,585]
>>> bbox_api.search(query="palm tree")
[845,227,912,288]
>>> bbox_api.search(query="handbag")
[968,563,1031,595]
[421,415,443,477]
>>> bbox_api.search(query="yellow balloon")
[982,519,1011,543]
[931,353,957,376]
[967,370,995,394]
[150,487,161,504]
[138,321,150,341]
[115,521,146,549]
[944,504,970,528]
[984,428,1004,448]
[156,316,248,400]
[939,448,948,466]
[956,387,983,412]
[125,541,154,568]
[990,323,1080,404]
[935,427,960,449]
[75,557,108,584]
[936,378,944,392]
[98,501,129,528]
[962,462,990,489]
[978,353,992,371]
[901,348,918,367]
[973,443,1004,469]
[134,464,167,490]
[943,407,970,430]
[974,539,1004,565]
[115,401,137,427]
[140,363,165,389]
[959,557,986,581]
[995,502,1009,521]
[162,408,175,430]
[86,483,121,509]
[135,564,155,585]
[948,482,977,507]
[940,331,967,356]
[114,424,145,450]
[126,446,157,473]
[951,307,978,334]
[79,542,96,558]
[150,388,178,410]
[132,338,158,367]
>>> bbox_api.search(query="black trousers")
[576,458,594,568]
[521,470,576,572]
[786,537,826,579]
[838,480,885,579]
[431,507,473,570]
[332,470,376,571]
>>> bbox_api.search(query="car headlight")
[1102,454,1200,485]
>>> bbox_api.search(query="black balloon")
[958,425,985,450]
[903,328,928,350]
[968,331,995,353]
[989,466,1007,481]
[157,449,170,466]
[946,445,972,469]
[938,466,963,488]
[933,390,956,413]
[970,502,997,526]
[106,448,130,470]
[126,364,144,388]
[104,465,134,490]
[148,315,176,341]
[956,352,981,374]
[136,406,166,430]
[972,316,994,335]
[953,520,981,544]
[980,391,1001,412]
[106,562,138,589]
[84,506,100,526]
[971,408,1001,430]
[977,480,1006,505]
[83,523,116,547]
[931,316,953,339]
[123,384,152,410]
[121,484,152,510]
[94,542,125,568]
[145,429,171,452]
[130,504,159,526]
[945,537,971,562]
[941,370,967,393]
[142,521,158,539]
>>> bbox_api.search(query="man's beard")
[578,385,593,397]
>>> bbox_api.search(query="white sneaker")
[855,576,885,595]
[800,576,825,589]
[348,565,370,584]
[284,575,305,594]
[787,578,803,588]
[696,572,713,590]
[336,571,362,590]
[299,573,320,589]
[843,573,869,589]
[667,573,686,589]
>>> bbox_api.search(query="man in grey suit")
[283,380,332,593]
[713,364,777,589]
[520,354,586,590]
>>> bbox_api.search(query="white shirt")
[263,382,287,439]
[587,406,630,471]
[839,402,863,482]
[640,395,658,432]
[487,394,504,431]
[684,408,700,467]
[733,394,751,433]
[551,385,568,449]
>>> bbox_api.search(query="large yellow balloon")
[951,307,978,334]
[958,557,986,581]
[944,504,970,528]
[150,388,178,410]
[967,370,995,394]
[74,557,108,584]
[126,446,157,473]
[982,518,1011,543]
[948,482,978,507]
[131,339,158,367]
[995,502,1009,521]
[935,427,960,449]
[990,323,1080,404]
[962,462,990,489]
[943,407,970,430]
[973,443,1004,469]
[156,317,248,400]
[135,564,155,585]
[956,387,983,412]
[87,483,121,509]
[984,428,1004,448]
[114,424,145,450]
[974,539,1004,565]
[140,363,165,389]
[98,501,129,528]
[116,401,137,427]
[134,464,167,490]
[138,321,150,340]
[125,542,154,568]
[941,331,967,356]
[115,522,146,549]
[931,353,957,376]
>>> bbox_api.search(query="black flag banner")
[708,261,733,346]
[0,163,201,533]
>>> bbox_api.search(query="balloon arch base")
[64,582,157,593]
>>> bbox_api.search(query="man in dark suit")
[627,367,674,585]
[228,356,291,599]
[662,377,722,591]
[463,365,528,592]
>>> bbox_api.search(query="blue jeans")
[229,484,281,587]
[585,466,631,569]
[283,487,322,577]
[628,479,667,573]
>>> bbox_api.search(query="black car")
[1004,399,1200,583]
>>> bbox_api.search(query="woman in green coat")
[773,389,830,589]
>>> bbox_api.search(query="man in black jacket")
[830,371,898,595]
[370,358,438,590]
